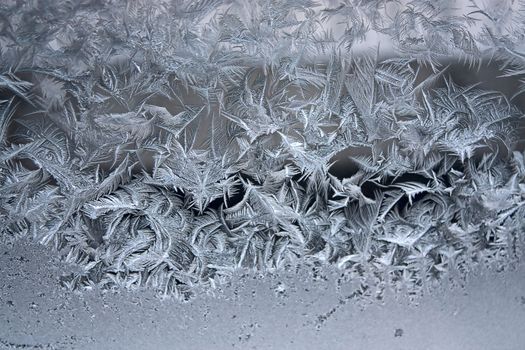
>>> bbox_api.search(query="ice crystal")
[0,0,524,300]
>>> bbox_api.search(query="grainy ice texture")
[0,0,525,348]
[1,238,525,350]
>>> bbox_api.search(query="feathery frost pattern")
[1,0,525,300]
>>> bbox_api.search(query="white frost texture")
[1,0,525,301]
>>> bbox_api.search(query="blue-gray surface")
[1,0,525,302]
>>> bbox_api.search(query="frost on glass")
[0,0,524,301]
